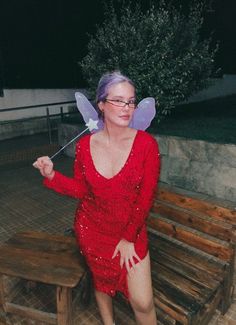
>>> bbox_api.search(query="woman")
[33,71,160,325]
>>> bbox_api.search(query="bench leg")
[0,275,6,311]
[56,286,72,325]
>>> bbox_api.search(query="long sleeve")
[43,141,89,199]
[121,138,160,242]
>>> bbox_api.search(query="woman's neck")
[102,123,135,143]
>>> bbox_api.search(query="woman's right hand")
[33,156,55,179]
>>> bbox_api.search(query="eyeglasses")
[105,98,136,109]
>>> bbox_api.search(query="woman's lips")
[119,115,130,120]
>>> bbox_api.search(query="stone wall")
[58,123,236,203]
[58,123,90,157]
[155,135,236,203]
[0,116,60,140]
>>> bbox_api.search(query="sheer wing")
[129,97,156,130]
[75,92,104,131]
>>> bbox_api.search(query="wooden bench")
[147,183,236,325]
[0,231,85,325]
[0,184,235,325]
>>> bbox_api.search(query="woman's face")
[99,81,136,127]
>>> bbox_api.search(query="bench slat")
[148,216,234,261]
[153,200,236,242]
[4,302,57,324]
[7,232,78,255]
[0,232,84,288]
[191,286,222,325]
[0,248,82,287]
[10,231,77,244]
[150,247,222,290]
[148,231,226,278]
[153,292,189,325]
[157,187,236,225]
[0,245,83,269]
[152,271,223,325]
[152,263,215,305]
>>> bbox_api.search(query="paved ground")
[0,133,235,324]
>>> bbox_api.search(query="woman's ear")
[97,101,104,113]
[97,101,105,120]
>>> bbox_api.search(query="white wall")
[0,88,87,121]
[186,74,236,103]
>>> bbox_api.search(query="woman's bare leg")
[127,252,157,325]
[95,290,114,325]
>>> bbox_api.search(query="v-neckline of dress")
[88,130,139,181]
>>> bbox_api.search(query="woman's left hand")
[112,239,141,273]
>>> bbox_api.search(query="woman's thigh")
[127,252,154,309]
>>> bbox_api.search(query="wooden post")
[46,106,52,144]
[0,275,5,308]
[56,286,72,325]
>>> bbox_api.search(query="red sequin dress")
[44,130,160,298]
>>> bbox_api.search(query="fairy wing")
[75,92,104,131]
[129,97,156,130]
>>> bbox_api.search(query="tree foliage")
[80,0,217,121]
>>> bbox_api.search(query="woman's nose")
[122,103,131,110]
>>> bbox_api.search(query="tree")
[79,0,217,121]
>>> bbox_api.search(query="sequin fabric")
[44,130,160,298]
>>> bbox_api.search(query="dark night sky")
[0,0,236,89]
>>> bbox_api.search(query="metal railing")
[0,100,76,143]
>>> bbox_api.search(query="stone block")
[154,135,169,155]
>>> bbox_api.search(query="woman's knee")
[130,296,154,314]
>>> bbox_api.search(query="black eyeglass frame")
[104,98,137,108]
